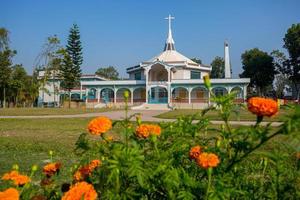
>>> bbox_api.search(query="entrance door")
[149,87,168,104]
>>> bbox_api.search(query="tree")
[9,64,27,106]
[273,74,290,98]
[24,71,40,107]
[0,28,9,51]
[34,35,62,106]
[59,49,81,108]
[0,28,15,108]
[240,48,275,96]
[66,24,83,72]
[95,66,119,80]
[191,58,202,64]
[58,24,82,108]
[283,23,300,100]
[271,50,291,98]
[210,56,225,78]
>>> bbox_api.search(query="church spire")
[164,14,175,51]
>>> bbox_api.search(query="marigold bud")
[136,115,142,125]
[32,165,38,172]
[12,164,19,171]
[123,90,129,99]
[216,139,221,148]
[203,75,211,89]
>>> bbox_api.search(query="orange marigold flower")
[189,145,202,160]
[62,181,97,200]
[43,162,61,177]
[247,97,278,117]
[149,124,161,136]
[87,116,112,135]
[2,171,30,186]
[74,160,101,181]
[0,188,19,200]
[89,160,101,169]
[196,153,220,169]
[135,124,161,138]
[136,124,150,138]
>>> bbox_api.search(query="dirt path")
[0,110,283,126]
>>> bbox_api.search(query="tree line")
[204,24,300,99]
[0,24,84,108]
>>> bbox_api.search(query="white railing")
[148,81,168,86]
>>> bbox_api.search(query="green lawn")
[0,118,123,181]
[0,117,234,177]
[155,106,292,121]
[0,116,297,184]
[0,107,119,116]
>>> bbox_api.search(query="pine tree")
[59,24,82,108]
[66,24,83,71]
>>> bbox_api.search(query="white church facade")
[38,15,250,109]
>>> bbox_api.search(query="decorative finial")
[164,14,175,51]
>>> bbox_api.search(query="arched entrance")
[191,87,208,103]
[116,88,131,103]
[172,87,188,103]
[100,88,114,103]
[87,88,97,102]
[149,87,168,104]
[133,88,146,103]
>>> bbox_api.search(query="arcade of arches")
[83,86,244,105]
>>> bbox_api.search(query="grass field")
[0,118,124,181]
[155,106,292,121]
[0,117,283,175]
[0,115,298,185]
[0,107,119,116]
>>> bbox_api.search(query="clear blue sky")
[1,0,300,78]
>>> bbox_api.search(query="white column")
[145,69,149,104]
[188,88,191,104]
[114,88,117,104]
[97,89,100,103]
[85,89,88,103]
[224,41,231,79]
[80,83,82,99]
[130,88,134,105]
[243,85,247,102]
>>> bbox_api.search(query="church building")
[38,15,250,110]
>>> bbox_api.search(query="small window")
[134,72,141,80]
[191,71,201,79]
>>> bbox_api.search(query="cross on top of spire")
[164,14,175,51]
[165,14,175,33]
